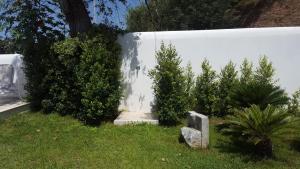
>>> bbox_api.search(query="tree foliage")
[126,0,278,32]
[57,0,127,36]
[127,0,235,32]
[0,0,65,109]
[0,39,15,53]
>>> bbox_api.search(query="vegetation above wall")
[126,0,279,32]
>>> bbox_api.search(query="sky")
[89,0,142,29]
[0,0,142,38]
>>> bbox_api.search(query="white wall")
[118,27,300,113]
[0,54,26,99]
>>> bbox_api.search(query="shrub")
[217,61,239,116]
[149,43,187,125]
[233,56,289,109]
[222,105,297,157]
[77,36,122,123]
[24,40,59,111]
[41,33,122,124]
[239,58,254,85]
[288,89,300,116]
[194,59,219,116]
[184,62,196,110]
[254,55,276,85]
[41,38,82,115]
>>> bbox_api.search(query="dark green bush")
[194,59,219,116]
[41,38,82,115]
[149,43,187,125]
[77,36,122,123]
[23,39,60,111]
[41,33,122,124]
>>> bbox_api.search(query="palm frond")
[221,105,298,156]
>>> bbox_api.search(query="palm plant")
[233,81,289,110]
[222,105,298,157]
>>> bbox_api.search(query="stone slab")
[0,101,29,120]
[114,111,158,125]
[181,127,202,148]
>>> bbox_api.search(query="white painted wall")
[0,54,26,99]
[118,27,300,113]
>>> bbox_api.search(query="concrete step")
[0,101,29,120]
[114,111,159,125]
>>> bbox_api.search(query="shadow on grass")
[290,140,300,152]
[29,110,119,127]
[214,136,274,162]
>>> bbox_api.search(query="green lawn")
[0,112,299,169]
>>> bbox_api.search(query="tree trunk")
[58,0,92,37]
[256,138,273,157]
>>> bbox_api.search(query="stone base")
[0,101,29,120]
[114,111,159,125]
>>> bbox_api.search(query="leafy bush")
[217,61,238,116]
[222,105,297,157]
[41,33,122,124]
[233,56,289,109]
[77,36,122,123]
[24,39,62,111]
[41,38,82,115]
[149,43,187,125]
[194,59,219,116]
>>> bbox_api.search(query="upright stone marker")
[182,111,209,148]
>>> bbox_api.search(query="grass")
[0,112,299,169]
